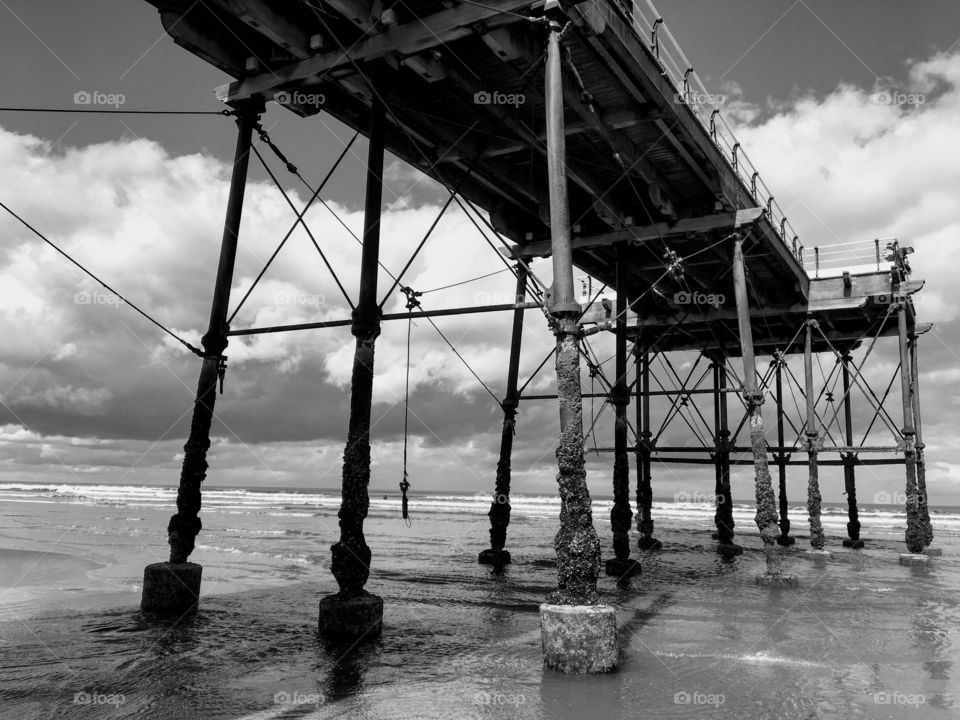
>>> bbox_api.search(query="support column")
[803,319,826,551]
[773,353,795,546]
[840,353,864,549]
[732,237,795,586]
[898,302,924,555]
[479,263,528,566]
[539,22,615,674]
[318,90,387,640]
[635,342,661,550]
[141,98,262,614]
[910,336,934,549]
[606,246,642,578]
[711,352,740,555]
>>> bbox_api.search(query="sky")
[0,1,958,510]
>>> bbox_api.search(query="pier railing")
[800,238,891,277]
[611,0,804,268]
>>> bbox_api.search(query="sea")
[0,482,957,719]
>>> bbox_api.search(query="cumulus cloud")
[0,48,957,502]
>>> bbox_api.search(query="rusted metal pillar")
[840,352,864,549]
[318,90,387,640]
[898,302,924,554]
[479,263,528,566]
[711,352,739,554]
[142,98,262,614]
[540,21,615,675]
[910,335,933,548]
[635,342,660,550]
[773,353,795,546]
[803,319,825,550]
[733,237,791,584]
[605,246,642,578]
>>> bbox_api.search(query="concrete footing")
[540,604,618,674]
[923,547,943,557]
[776,535,796,547]
[141,562,202,614]
[478,549,511,566]
[637,538,663,551]
[899,553,930,566]
[604,557,642,578]
[318,593,383,641]
[755,573,800,589]
[842,538,865,549]
[717,543,744,557]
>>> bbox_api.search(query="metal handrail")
[613,0,804,267]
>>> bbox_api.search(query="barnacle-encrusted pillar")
[635,342,660,551]
[605,246,642,578]
[318,90,386,640]
[840,352,864,549]
[710,352,740,555]
[142,98,262,614]
[803,319,826,551]
[910,335,933,549]
[733,237,795,587]
[772,353,795,546]
[479,263,528,567]
[539,22,615,674]
[898,301,924,555]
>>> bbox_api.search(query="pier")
[136,0,931,672]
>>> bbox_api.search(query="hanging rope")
[398,286,422,526]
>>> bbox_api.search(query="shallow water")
[0,484,957,719]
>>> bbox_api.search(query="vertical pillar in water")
[711,352,739,554]
[840,352,864,549]
[732,237,794,586]
[803,319,825,551]
[605,246,642,578]
[773,353,795,546]
[635,342,661,550]
[479,263,528,566]
[142,98,262,614]
[909,335,933,548]
[539,22,616,674]
[318,89,387,640]
[898,302,924,554]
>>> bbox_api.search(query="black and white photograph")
[0,1,958,717]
